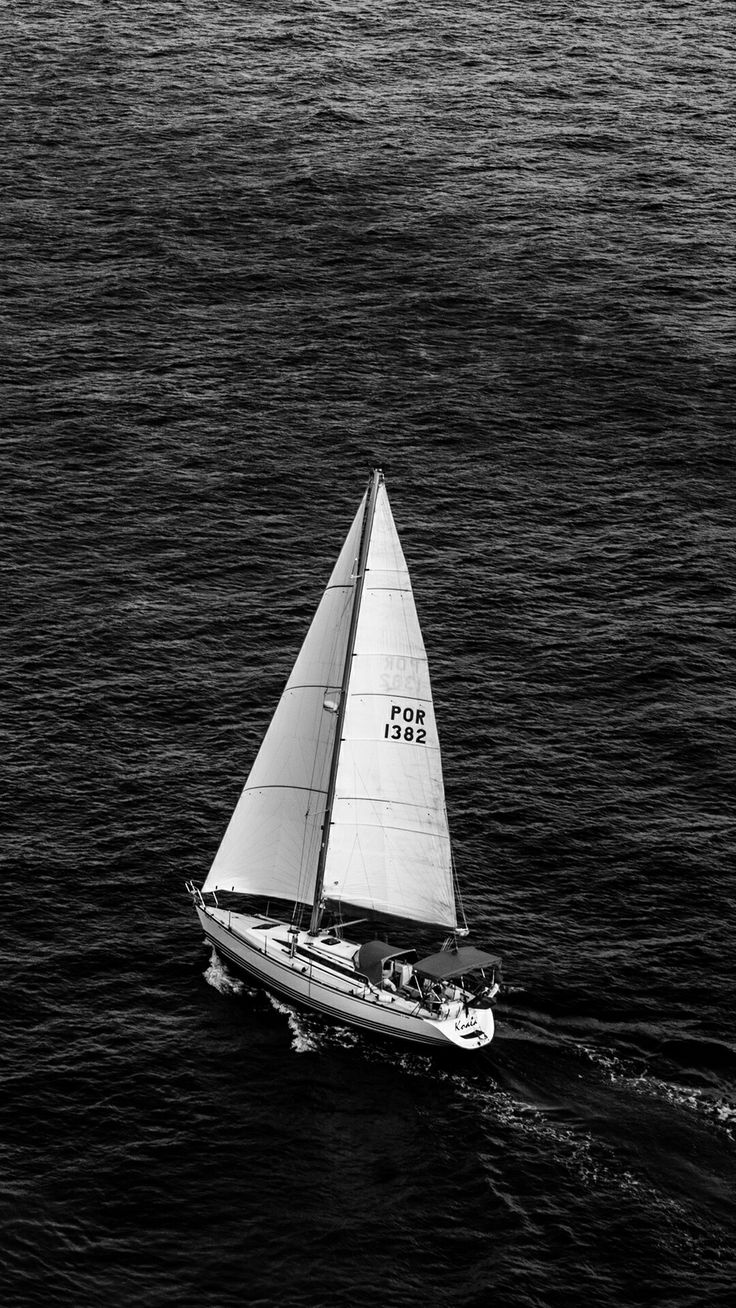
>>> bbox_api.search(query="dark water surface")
[3,2,735,1305]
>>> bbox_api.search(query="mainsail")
[205,474,457,931]
[203,492,366,904]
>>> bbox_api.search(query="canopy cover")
[414,947,501,981]
[356,941,415,985]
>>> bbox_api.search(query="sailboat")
[187,469,501,1050]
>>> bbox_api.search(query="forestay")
[322,484,457,929]
[203,491,367,903]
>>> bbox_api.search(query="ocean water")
[3,1,735,1305]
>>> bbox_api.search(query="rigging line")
[310,472,381,934]
[294,531,358,921]
[294,708,327,913]
[451,850,469,932]
[328,827,370,905]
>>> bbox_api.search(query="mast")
[308,468,383,934]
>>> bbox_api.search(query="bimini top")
[415,947,500,981]
[356,941,416,985]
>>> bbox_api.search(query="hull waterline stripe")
[203,933,443,1045]
[199,922,486,1047]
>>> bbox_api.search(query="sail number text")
[383,703,426,744]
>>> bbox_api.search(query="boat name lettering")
[383,703,426,743]
[455,1016,480,1033]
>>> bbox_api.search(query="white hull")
[196,906,495,1051]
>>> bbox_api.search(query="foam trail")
[579,1044,736,1139]
[266,994,321,1053]
[203,946,246,997]
[365,1044,681,1210]
[265,996,361,1054]
[201,949,366,1053]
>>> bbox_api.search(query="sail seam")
[284,683,343,692]
[240,784,328,794]
[331,823,450,838]
[340,692,432,704]
[335,796,443,810]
